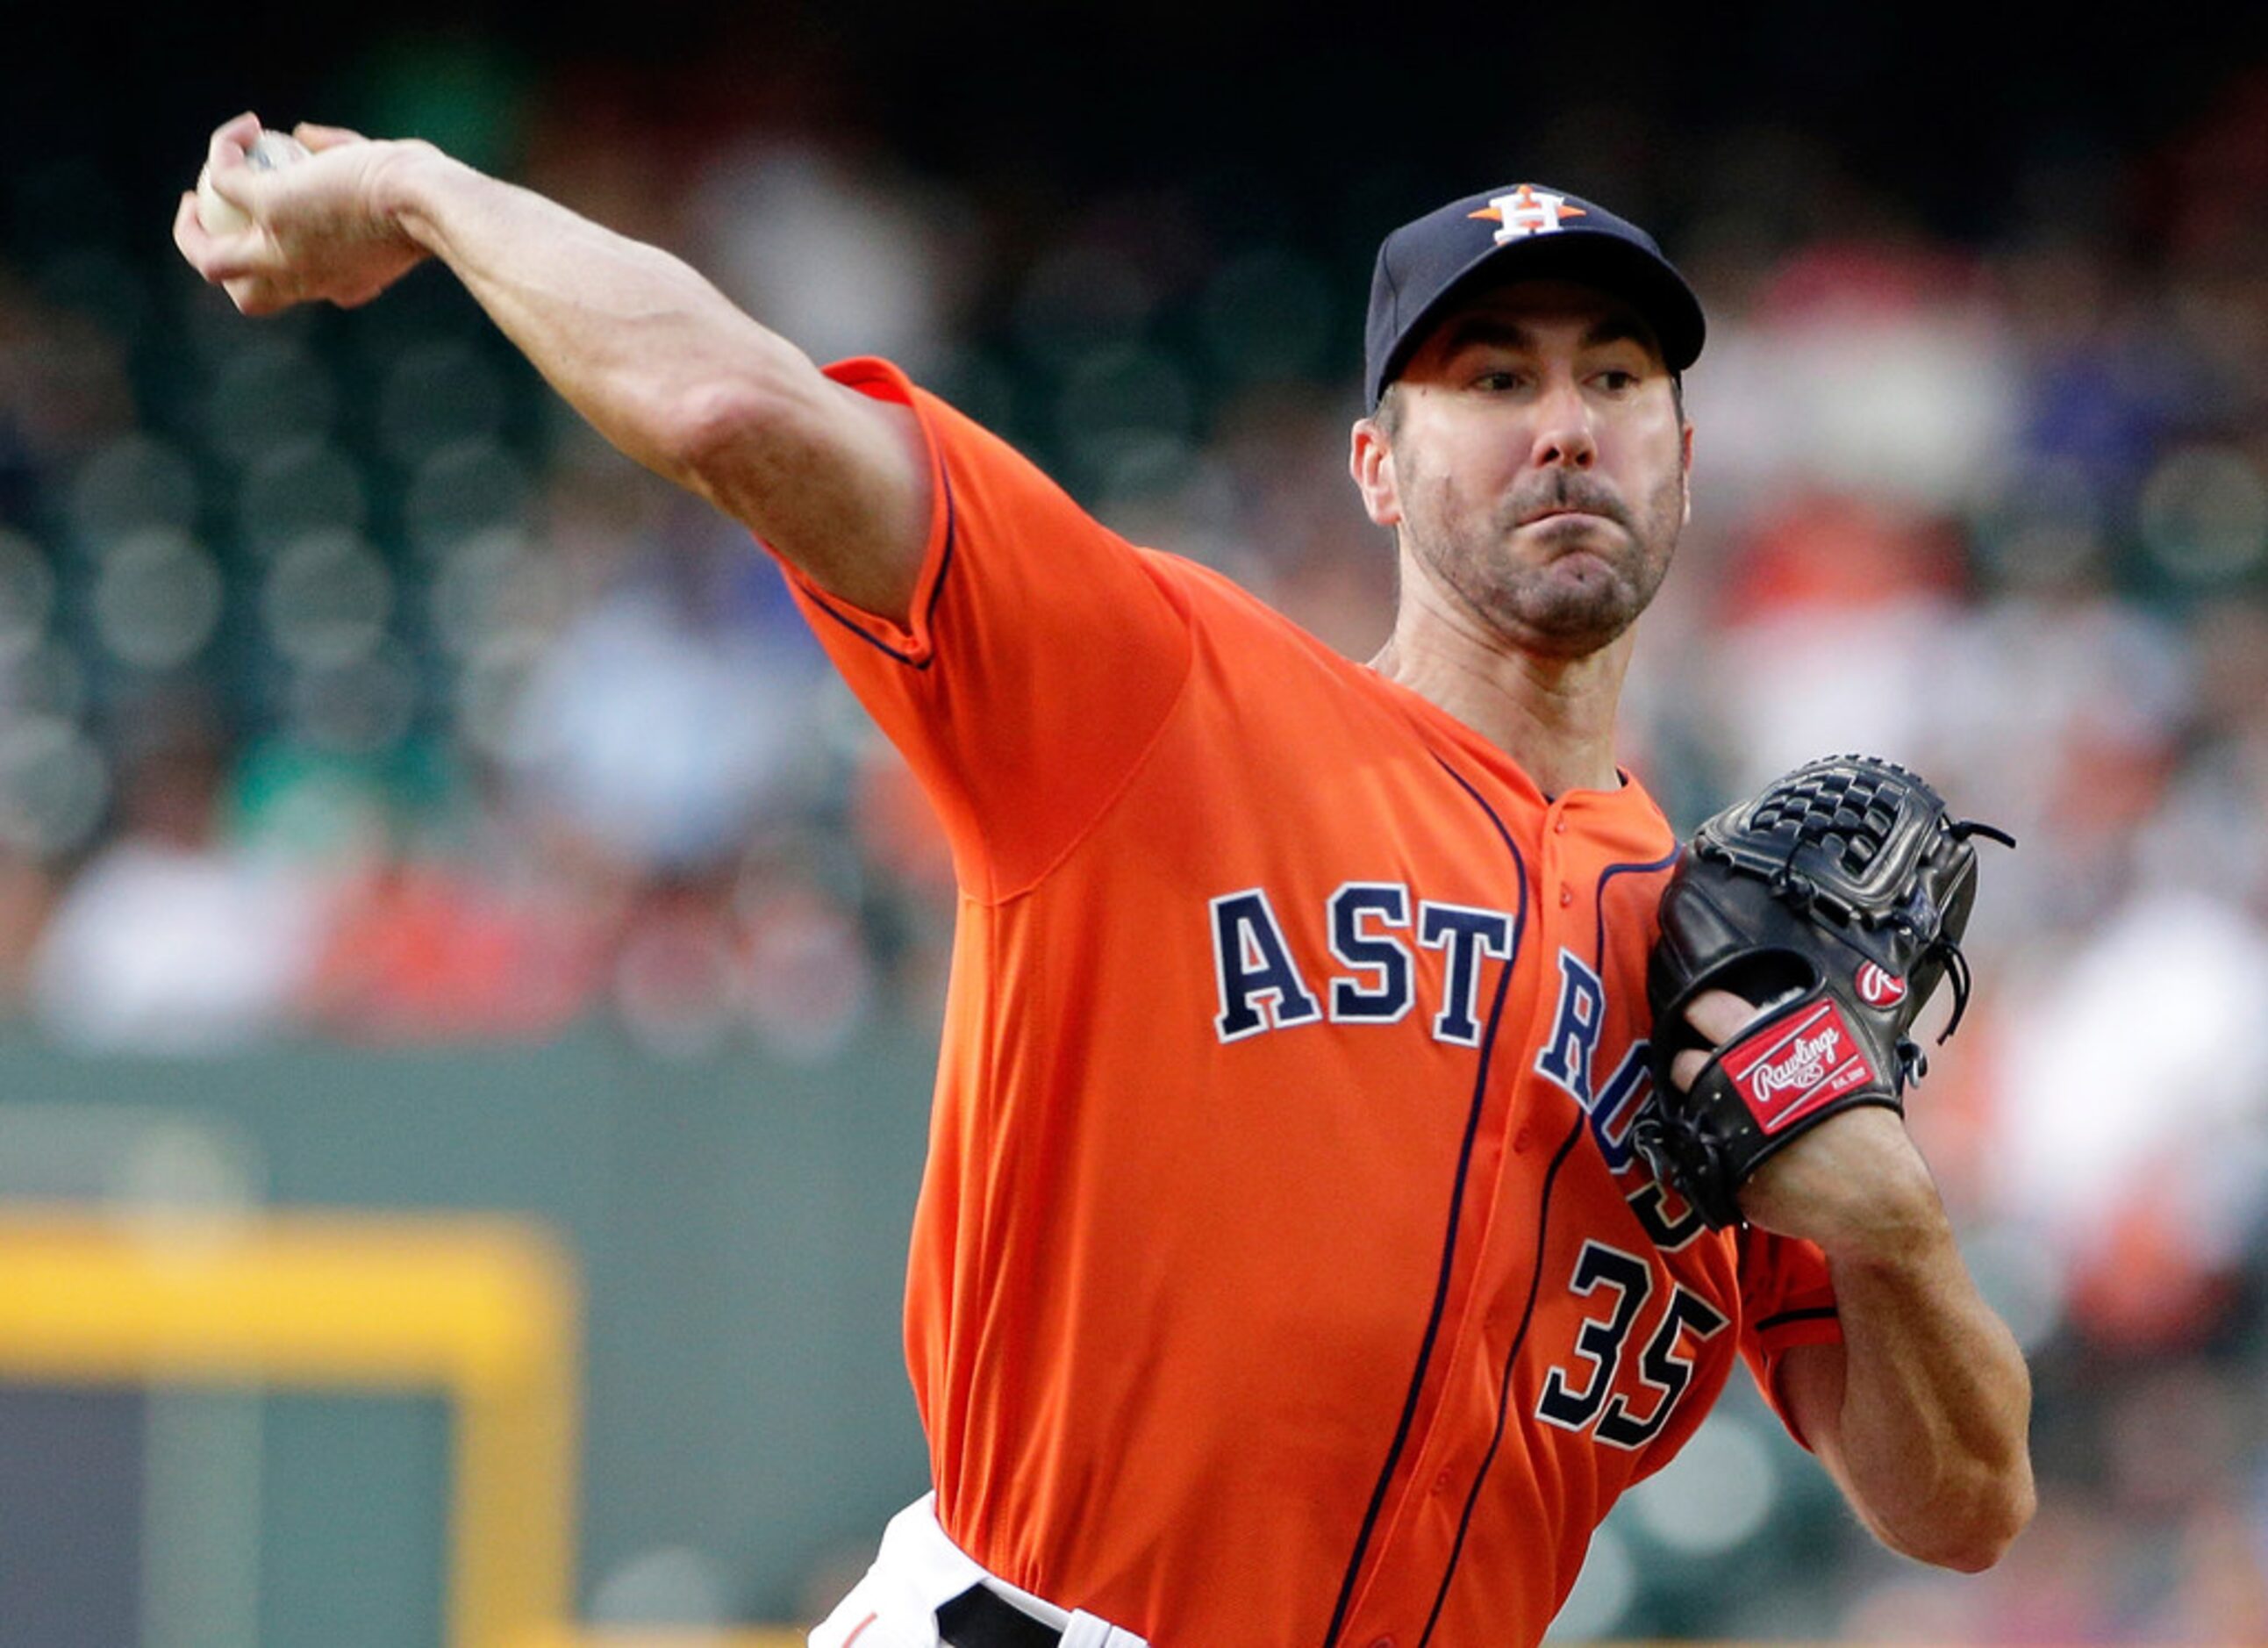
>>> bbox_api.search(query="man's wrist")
[1740,1105,1949,1260]
[1814,1177,1957,1274]
[367,139,452,252]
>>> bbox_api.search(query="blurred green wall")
[0,1024,941,1637]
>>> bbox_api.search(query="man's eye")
[1597,369,1638,391]
[1475,369,1524,391]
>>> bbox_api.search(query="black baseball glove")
[1631,754,2013,1229]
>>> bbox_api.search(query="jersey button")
[1434,1467,1456,1495]
[1558,884,1572,907]
[1367,1637,1396,1648]
[1554,816,1567,834]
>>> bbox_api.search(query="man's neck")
[1370,594,1635,799]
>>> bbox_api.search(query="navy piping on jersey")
[1754,1304,1839,1333]
[1417,845,1679,1644]
[799,462,959,669]
[1417,1117,1586,1648]
[1320,757,1528,1648]
[1593,848,1684,971]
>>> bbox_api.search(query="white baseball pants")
[808,1494,1149,1648]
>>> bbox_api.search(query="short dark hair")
[1373,381,1408,439]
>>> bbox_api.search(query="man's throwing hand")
[174,111,433,316]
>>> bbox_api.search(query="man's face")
[1356,278,1692,660]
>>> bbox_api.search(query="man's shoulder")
[1135,548,1375,669]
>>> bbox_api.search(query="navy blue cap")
[1363,183,1705,410]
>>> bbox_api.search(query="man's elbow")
[662,376,802,491]
[1883,1465,2037,1573]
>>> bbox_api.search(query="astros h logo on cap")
[1363,181,1706,410]
[1468,184,1588,242]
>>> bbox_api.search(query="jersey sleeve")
[1735,1227,1842,1450]
[774,357,1194,901]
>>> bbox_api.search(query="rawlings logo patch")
[1724,1001,1876,1135]
[1855,962,1907,1007]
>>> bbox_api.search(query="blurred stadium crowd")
[4,21,2268,1642]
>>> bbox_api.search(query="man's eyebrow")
[1579,315,1656,353]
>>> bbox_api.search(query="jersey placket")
[1337,785,1578,1648]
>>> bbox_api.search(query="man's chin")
[1506,568,1648,656]
[1534,544,1634,601]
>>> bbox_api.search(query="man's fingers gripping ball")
[292,122,368,152]
[195,126,311,235]
[1668,988,1769,1093]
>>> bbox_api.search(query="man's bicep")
[768,361,1196,898]
[691,370,932,625]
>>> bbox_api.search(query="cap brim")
[1377,231,1706,400]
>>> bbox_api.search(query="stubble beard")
[1407,466,1685,661]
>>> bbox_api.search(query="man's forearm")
[373,142,816,486]
[363,140,925,616]
[1826,1218,2035,1569]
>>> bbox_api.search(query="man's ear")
[1350,418,1402,527]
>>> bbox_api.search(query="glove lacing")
[1931,817,2014,1050]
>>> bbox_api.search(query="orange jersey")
[776,358,1842,1648]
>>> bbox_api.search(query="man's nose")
[1529,376,1597,469]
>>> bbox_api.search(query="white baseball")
[246,130,311,170]
[195,130,310,235]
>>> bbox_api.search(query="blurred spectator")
[1989,884,2268,1352]
[736,863,875,1062]
[499,495,834,881]
[27,697,324,1051]
[0,847,54,1016]
[298,808,618,1043]
[1697,491,1974,790]
[688,134,978,382]
[1689,225,2021,519]
[606,865,750,1060]
[0,266,139,513]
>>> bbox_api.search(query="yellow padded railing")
[0,1209,577,1648]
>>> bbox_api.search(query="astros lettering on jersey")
[776,358,1842,1648]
